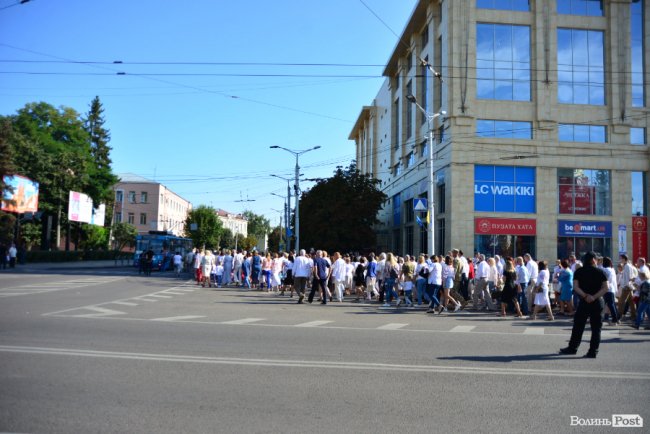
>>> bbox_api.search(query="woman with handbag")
[531,260,554,321]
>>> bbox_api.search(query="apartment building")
[215,208,248,239]
[350,0,649,261]
[113,173,192,236]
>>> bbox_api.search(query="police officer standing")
[559,251,608,358]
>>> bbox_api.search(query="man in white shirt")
[473,254,496,310]
[233,250,244,285]
[293,249,313,304]
[172,252,183,277]
[8,243,17,268]
[617,254,638,320]
[524,253,539,314]
[330,252,347,302]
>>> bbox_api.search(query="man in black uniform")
[559,251,608,358]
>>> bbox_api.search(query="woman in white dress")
[201,250,216,288]
[532,260,554,321]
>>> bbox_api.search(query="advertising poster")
[1,175,39,213]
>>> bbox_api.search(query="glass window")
[406,225,414,256]
[128,191,136,203]
[393,98,400,149]
[405,199,414,223]
[115,212,122,223]
[115,190,123,203]
[557,168,611,215]
[421,24,429,47]
[632,172,647,216]
[420,225,428,255]
[476,23,530,101]
[557,29,605,105]
[407,153,416,168]
[128,213,135,224]
[437,183,446,213]
[140,192,148,203]
[393,229,401,254]
[475,235,536,258]
[558,0,604,16]
[477,0,529,11]
[393,193,401,227]
[139,213,147,225]
[558,124,607,143]
[557,237,610,260]
[476,120,532,139]
[437,218,445,256]
[420,140,428,158]
[406,81,413,138]
[631,0,645,107]
[631,128,646,145]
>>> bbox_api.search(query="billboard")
[474,218,536,235]
[68,191,105,226]
[558,220,612,237]
[1,175,39,213]
[474,166,536,213]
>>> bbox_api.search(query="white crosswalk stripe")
[0,276,125,298]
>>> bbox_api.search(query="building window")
[437,183,446,213]
[558,0,604,16]
[407,51,413,71]
[406,80,413,138]
[115,212,122,223]
[557,29,605,105]
[558,124,607,143]
[421,57,429,125]
[420,140,428,158]
[475,235,536,259]
[632,0,645,107]
[476,23,531,101]
[436,218,445,255]
[128,191,136,203]
[407,153,416,168]
[140,213,147,225]
[476,120,532,139]
[393,229,401,255]
[393,97,400,149]
[115,190,123,203]
[140,192,148,203]
[632,172,647,216]
[476,0,529,11]
[405,226,414,256]
[558,168,611,215]
[404,199,414,224]
[631,128,646,145]
[396,164,403,176]
[421,24,429,47]
[474,165,536,213]
[420,225,428,255]
[557,236,611,261]
[128,213,135,224]
[393,193,401,227]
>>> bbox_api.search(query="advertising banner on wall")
[558,184,594,214]
[474,165,536,213]
[474,218,536,235]
[558,220,612,237]
[68,191,105,226]
[632,217,648,262]
[1,175,39,213]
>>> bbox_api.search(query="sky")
[0,0,418,226]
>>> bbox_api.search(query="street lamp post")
[406,94,445,255]
[271,174,293,251]
[269,145,321,253]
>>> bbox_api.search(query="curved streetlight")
[406,94,446,255]
[269,145,321,252]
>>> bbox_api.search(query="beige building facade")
[216,209,248,239]
[350,0,649,261]
[113,173,191,236]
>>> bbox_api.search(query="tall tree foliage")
[0,119,17,243]
[184,206,224,249]
[84,97,118,205]
[242,210,270,238]
[298,163,387,252]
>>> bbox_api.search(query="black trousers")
[308,277,327,304]
[568,297,604,352]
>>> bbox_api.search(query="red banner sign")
[474,218,537,236]
[632,217,648,262]
[558,184,594,214]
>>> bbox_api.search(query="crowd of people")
[174,247,650,329]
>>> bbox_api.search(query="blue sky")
[0,0,417,226]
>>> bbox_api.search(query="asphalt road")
[1,268,648,434]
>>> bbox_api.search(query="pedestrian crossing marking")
[377,323,408,330]
[0,276,125,298]
[449,326,476,333]
[295,320,333,328]
[221,318,265,325]
[523,327,545,335]
[151,315,206,322]
[109,301,139,306]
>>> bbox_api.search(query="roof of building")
[117,173,157,184]
[383,0,428,77]
[215,208,246,219]
[348,106,376,140]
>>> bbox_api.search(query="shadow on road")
[438,353,573,363]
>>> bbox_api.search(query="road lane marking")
[523,328,545,335]
[132,297,158,302]
[146,294,173,299]
[68,306,126,318]
[1,345,648,380]
[377,323,408,330]
[449,326,475,333]
[295,320,333,328]
[151,315,206,322]
[109,301,139,306]
[221,318,265,325]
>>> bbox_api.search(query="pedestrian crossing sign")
[413,198,427,211]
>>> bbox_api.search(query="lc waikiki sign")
[558,220,612,238]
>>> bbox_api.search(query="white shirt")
[536,269,549,289]
[604,267,617,294]
[415,262,428,281]
[331,258,347,281]
[476,260,489,279]
[173,254,182,265]
[487,265,499,284]
[460,256,469,275]
[293,255,313,278]
[526,260,539,282]
[428,262,442,285]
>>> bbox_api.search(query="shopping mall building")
[349,0,649,261]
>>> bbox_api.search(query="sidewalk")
[3,259,133,273]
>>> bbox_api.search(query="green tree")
[298,163,387,252]
[220,228,235,250]
[185,206,223,249]
[242,210,271,239]
[80,225,109,251]
[0,119,17,243]
[267,225,283,252]
[20,222,41,250]
[239,235,258,252]
[112,222,137,251]
[84,97,118,205]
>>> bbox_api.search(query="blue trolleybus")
[134,231,193,271]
